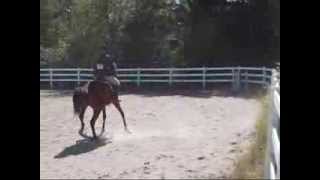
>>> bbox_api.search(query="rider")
[93,52,121,99]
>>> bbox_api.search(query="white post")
[137,68,141,87]
[275,70,280,93]
[232,66,241,92]
[77,68,80,86]
[232,68,236,91]
[49,68,53,89]
[271,69,277,93]
[169,68,173,86]
[263,66,267,87]
[244,70,248,91]
[202,67,206,90]
[237,66,241,91]
[273,69,280,179]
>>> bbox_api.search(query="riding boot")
[113,85,120,101]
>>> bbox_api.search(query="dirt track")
[40,90,260,179]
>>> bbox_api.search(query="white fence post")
[263,66,267,87]
[264,68,280,179]
[272,69,277,89]
[244,70,248,91]
[137,68,141,87]
[169,68,173,86]
[202,67,206,89]
[232,67,240,92]
[232,68,235,91]
[77,68,80,86]
[49,68,53,89]
[238,66,241,90]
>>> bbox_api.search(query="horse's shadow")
[54,136,111,159]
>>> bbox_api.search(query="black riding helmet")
[100,53,117,76]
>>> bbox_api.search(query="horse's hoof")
[125,128,132,134]
[78,130,83,136]
[91,136,98,141]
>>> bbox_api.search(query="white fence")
[40,67,273,90]
[264,69,280,179]
[40,66,280,179]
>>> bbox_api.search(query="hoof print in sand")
[177,164,184,168]
[229,149,237,153]
[230,141,237,145]
[185,169,197,173]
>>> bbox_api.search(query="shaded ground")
[40,89,260,179]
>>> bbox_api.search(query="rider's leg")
[105,76,120,99]
[108,76,120,97]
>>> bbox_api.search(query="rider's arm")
[112,62,117,76]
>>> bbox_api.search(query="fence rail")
[40,67,273,89]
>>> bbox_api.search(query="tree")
[40,0,279,68]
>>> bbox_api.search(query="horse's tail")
[73,87,86,116]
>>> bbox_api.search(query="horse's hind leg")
[78,106,87,135]
[102,107,106,133]
[90,108,102,139]
[113,101,131,133]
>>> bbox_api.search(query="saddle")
[93,79,119,99]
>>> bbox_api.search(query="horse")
[72,81,130,140]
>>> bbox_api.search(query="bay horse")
[72,81,130,140]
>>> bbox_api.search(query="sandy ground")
[40,90,260,179]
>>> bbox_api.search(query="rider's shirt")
[94,58,118,82]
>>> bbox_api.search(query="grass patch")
[230,94,270,179]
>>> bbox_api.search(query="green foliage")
[231,94,269,179]
[40,0,280,68]
[65,0,109,67]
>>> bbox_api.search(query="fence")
[40,67,273,90]
[40,66,280,179]
[264,69,280,179]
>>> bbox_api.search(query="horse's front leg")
[78,107,87,135]
[97,107,107,137]
[90,108,102,139]
[113,100,131,134]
